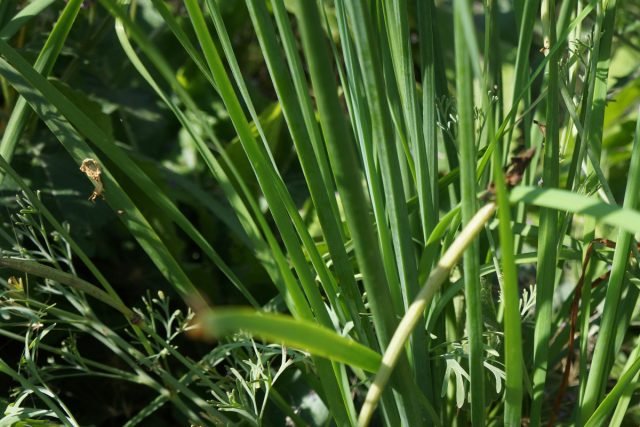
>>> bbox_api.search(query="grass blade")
[0,257,137,321]
[0,0,82,184]
[358,203,497,426]
[509,187,640,234]
[0,0,56,40]
[580,106,640,421]
[0,42,207,307]
[198,308,382,373]
[453,0,485,422]
[585,353,640,427]
[529,0,561,422]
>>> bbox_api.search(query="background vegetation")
[1,0,639,425]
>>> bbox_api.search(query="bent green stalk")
[0,257,138,321]
[358,202,497,427]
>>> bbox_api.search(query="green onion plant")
[1,0,639,425]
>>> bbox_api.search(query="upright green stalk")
[244,0,367,337]
[576,0,620,422]
[343,1,418,316]
[453,0,485,423]
[0,0,82,185]
[416,0,441,408]
[0,0,15,28]
[580,105,640,422]
[417,0,440,236]
[182,2,355,424]
[507,0,540,254]
[332,0,404,315]
[530,0,560,423]
[296,1,427,424]
[480,0,523,422]
[491,128,523,427]
[385,0,436,240]
[294,0,396,355]
[382,0,430,398]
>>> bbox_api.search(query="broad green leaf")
[199,308,382,373]
[510,186,640,234]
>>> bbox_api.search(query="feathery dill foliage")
[0,0,639,425]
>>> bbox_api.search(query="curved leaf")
[510,186,640,234]
[199,308,381,373]
[585,354,640,427]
